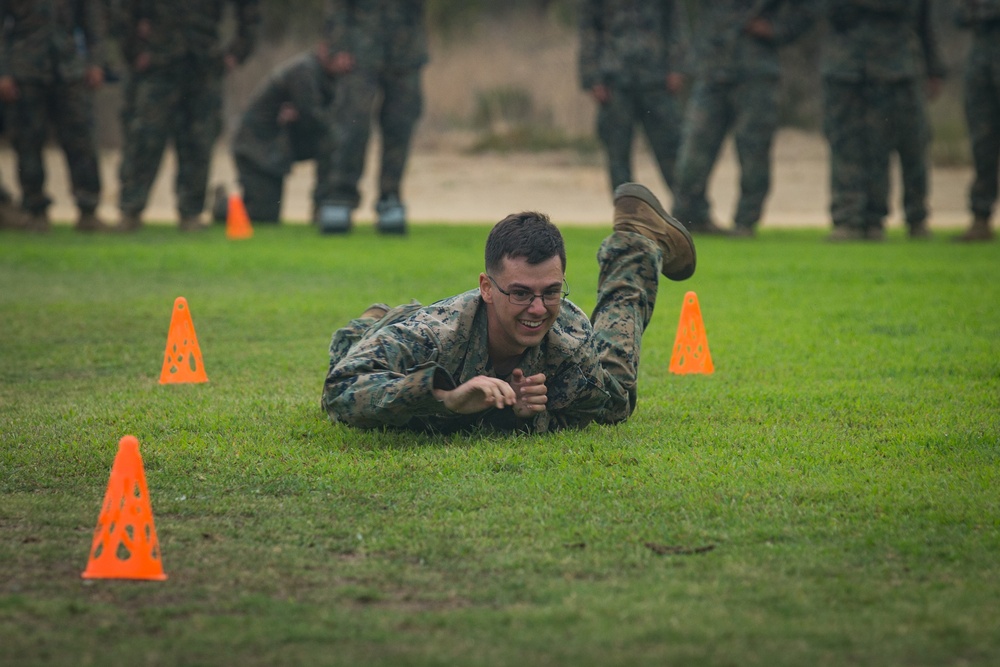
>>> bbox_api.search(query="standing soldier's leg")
[118,69,177,229]
[53,80,105,230]
[596,85,636,192]
[9,82,52,231]
[824,78,867,238]
[375,67,423,233]
[861,82,895,238]
[173,62,223,230]
[328,70,381,207]
[895,79,931,237]
[636,85,683,193]
[732,78,778,235]
[961,37,1000,241]
[673,80,731,232]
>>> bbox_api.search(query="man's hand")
[590,83,610,104]
[432,375,516,414]
[510,369,548,419]
[0,76,19,103]
[85,65,105,90]
[666,72,685,95]
[745,17,775,41]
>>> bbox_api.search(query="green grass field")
[2,223,998,666]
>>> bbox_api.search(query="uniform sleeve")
[227,0,259,64]
[82,0,111,69]
[770,0,821,46]
[535,342,632,432]
[577,0,601,90]
[322,322,456,429]
[916,0,946,80]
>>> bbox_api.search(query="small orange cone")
[82,436,167,581]
[669,291,714,374]
[226,193,253,239]
[159,296,208,384]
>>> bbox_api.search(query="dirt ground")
[5,127,973,230]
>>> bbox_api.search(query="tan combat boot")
[75,212,112,233]
[956,215,994,242]
[613,182,696,281]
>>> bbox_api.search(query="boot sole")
[613,183,696,281]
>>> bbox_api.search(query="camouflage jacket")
[322,290,631,434]
[578,0,687,89]
[914,0,946,79]
[820,0,927,82]
[0,0,108,82]
[685,0,815,82]
[954,0,1000,26]
[232,52,336,176]
[111,0,259,69]
[324,0,428,72]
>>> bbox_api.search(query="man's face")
[480,255,565,362]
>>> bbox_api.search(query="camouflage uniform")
[322,231,662,433]
[893,0,945,233]
[672,0,814,232]
[956,0,1000,226]
[0,0,107,219]
[114,0,259,223]
[820,0,927,236]
[578,0,687,193]
[322,0,427,209]
[230,51,337,223]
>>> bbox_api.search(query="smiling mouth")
[519,319,545,330]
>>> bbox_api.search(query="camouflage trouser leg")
[590,231,662,421]
[964,33,1000,220]
[172,62,223,219]
[377,68,423,201]
[732,78,778,229]
[674,79,733,227]
[326,69,381,208]
[824,78,892,230]
[9,82,54,214]
[597,84,682,194]
[54,80,102,214]
[119,68,176,216]
[894,79,931,227]
[596,87,637,191]
[235,155,283,223]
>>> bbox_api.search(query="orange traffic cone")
[226,193,253,239]
[82,436,167,581]
[159,296,208,384]
[669,291,714,374]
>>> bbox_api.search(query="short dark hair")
[484,212,566,274]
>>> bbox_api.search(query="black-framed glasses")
[487,275,569,306]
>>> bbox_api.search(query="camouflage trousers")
[118,57,224,218]
[7,79,101,215]
[673,77,778,229]
[596,83,682,195]
[823,77,922,230]
[233,152,333,223]
[964,29,1000,219]
[894,78,932,227]
[327,231,660,422]
[325,67,423,208]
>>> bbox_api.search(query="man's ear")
[479,272,494,304]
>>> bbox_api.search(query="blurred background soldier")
[578,0,687,198]
[672,0,814,237]
[316,0,428,235]
[821,0,926,242]
[214,42,348,224]
[114,0,260,232]
[955,0,1000,242]
[0,0,110,233]
[891,0,945,239]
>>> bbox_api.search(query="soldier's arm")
[226,0,260,66]
[322,323,458,429]
[577,0,602,91]
[917,0,946,83]
[768,0,822,46]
